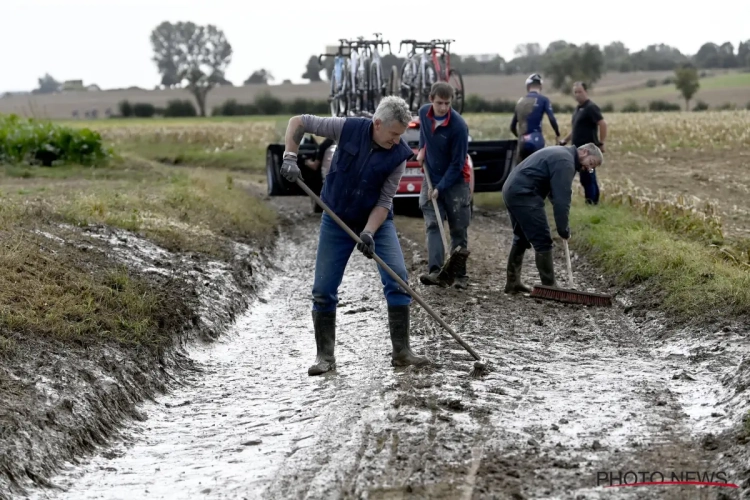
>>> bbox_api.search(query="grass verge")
[571,200,750,320]
[0,154,278,356]
[473,191,750,321]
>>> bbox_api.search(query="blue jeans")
[579,169,600,205]
[419,181,471,274]
[311,213,412,312]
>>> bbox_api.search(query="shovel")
[421,164,470,287]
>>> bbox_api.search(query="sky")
[3,0,749,93]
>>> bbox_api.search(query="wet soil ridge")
[0,222,274,499]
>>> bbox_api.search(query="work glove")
[280,154,301,183]
[558,227,571,240]
[357,230,375,259]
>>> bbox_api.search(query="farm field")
[2,109,750,499]
[2,69,749,119]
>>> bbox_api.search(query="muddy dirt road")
[27,195,749,499]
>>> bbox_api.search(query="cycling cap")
[525,74,543,85]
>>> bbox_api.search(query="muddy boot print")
[504,244,532,293]
[388,305,430,367]
[308,310,336,376]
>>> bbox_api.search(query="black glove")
[357,231,375,259]
[558,227,570,240]
[280,154,301,183]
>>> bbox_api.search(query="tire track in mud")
[25,197,750,500]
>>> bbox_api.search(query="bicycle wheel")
[387,65,398,97]
[369,62,382,112]
[416,62,436,110]
[448,68,465,114]
[399,60,415,111]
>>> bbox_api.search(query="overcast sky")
[3,0,749,92]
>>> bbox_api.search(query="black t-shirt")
[571,100,603,147]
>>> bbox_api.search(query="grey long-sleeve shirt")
[300,115,406,211]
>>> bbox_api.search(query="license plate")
[404,168,423,177]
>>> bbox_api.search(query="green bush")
[253,92,284,115]
[648,100,681,112]
[118,100,133,117]
[601,102,615,113]
[645,79,658,87]
[746,101,750,110]
[163,99,197,117]
[132,103,156,118]
[693,100,710,111]
[621,100,642,113]
[0,114,110,166]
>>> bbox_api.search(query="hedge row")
[0,114,109,166]
[114,93,750,119]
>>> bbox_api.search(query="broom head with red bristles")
[530,285,613,306]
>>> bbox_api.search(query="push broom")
[295,178,489,378]
[530,239,613,306]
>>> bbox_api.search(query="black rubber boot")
[308,310,336,376]
[388,305,430,367]
[535,250,557,287]
[504,245,532,294]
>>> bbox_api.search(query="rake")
[530,240,613,307]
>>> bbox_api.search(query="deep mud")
[6,192,750,500]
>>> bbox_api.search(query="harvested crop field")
[1,69,748,119]
[2,110,750,499]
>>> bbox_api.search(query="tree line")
[27,20,750,116]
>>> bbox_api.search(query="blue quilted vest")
[320,118,413,231]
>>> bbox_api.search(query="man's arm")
[589,105,607,148]
[548,161,576,238]
[435,122,469,192]
[364,160,406,233]
[510,112,518,137]
[543,97,561,137]
[284,115,345,154]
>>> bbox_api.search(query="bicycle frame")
[429,39,455,82]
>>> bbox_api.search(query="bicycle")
[319,38,362,117]
[393,39,465,114]
[429,39,465,114]
[394,40,436,113]
[360,33,392,113]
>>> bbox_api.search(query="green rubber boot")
[388,305,430,367]
[504,245,532,294]
[308,310,336,376]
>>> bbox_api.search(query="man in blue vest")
[510,73,561,162]
[415,82,472,289]
[279,96,430,376]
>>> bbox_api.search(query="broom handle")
[295,177,483,362]
[563,239,575,288]
[422,163,450,254]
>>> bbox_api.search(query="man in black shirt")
[560,82,608,205]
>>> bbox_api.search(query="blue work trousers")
[311,213,412,312]
[419,181,471,274]
[503,193,554,253]
[579,169,600,205]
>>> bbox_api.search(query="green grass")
[571,199,750,320]
[0,153,278,355]
[474,191,750,321]
[602,71,750,101]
